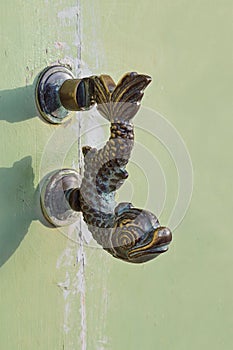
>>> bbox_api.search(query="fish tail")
[94,72,152,123]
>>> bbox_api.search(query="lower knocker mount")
[38,65,172,264]
[40,169,81,227]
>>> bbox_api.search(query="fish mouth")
[145,226,172,254]
[127,242,171,263]
[128,227,172,259]
[148,242,170,254]
[129,242,170,259]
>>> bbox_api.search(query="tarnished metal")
[36,65,97,123]
[59,77,95,111]
[40,169,81,226]
[39,70,172,263]
[35,65,75,124]
[65,72,172,263]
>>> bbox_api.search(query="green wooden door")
[0,1,232,349]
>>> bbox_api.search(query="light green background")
[0,1,232,349]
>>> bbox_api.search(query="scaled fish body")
[69,73,172,263]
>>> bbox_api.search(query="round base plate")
[35,65,75,124]
[40,169,81,226]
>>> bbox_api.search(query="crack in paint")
[56,2,88,350]
[55,1,110,349]
[57,221,88,349]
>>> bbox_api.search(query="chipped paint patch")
[58,6,79,19]
[75,222,87,350]
[57,221,88,350]
[55,3,87,349]
[55,1,110,349]
[54,41,71,51]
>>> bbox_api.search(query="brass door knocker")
[37,65,172,264]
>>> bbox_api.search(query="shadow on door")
[0,156,35,267]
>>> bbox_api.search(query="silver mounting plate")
[40,169,81,227]
[35,65,75,124]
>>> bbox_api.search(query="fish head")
[110,202,172,263]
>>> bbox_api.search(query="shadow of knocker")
[0,156,35,267]
[0,84,38,123]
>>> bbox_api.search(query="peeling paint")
[55,2,88,349]
[54,41,71,51]
[57,222,87,349]
[58,6,79,20]
[75,222,87,350]
[55,2,110,349]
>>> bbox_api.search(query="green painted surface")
[0,1,232,349]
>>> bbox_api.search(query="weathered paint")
[0,1,232,350]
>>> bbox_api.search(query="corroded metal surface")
[40,169,81,226]
[35,65,75,124]
[67,72,172,264]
